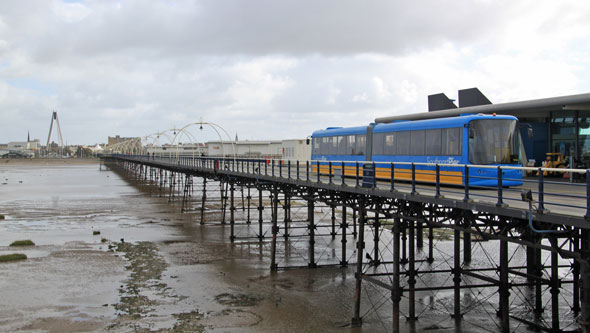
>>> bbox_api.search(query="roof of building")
[375,92,590,124]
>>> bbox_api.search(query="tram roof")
[375,92,590,124]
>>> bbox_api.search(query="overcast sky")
[1,0,589,145]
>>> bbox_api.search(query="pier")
[103,154,590,332]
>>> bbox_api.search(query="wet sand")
[0,162,364,332]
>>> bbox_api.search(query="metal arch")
[172,121,236,162]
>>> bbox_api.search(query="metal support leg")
[200,179,206,225]
[258,187,264,241]
[373,208,380,266]
[270,187,279,271]
[353,208,358,238]
[341,205,348,267]
[308,189,316,268]
[572,228,580,313]
[352,204,366,326]
[408,218,416,321]
[580,229,590,333]
[453,218,462,319]
[230,182,235,242]
[463,214,471,264]
[535,242,543,314]
[284,193,290,239]
[392,217,401,332]
[551,247,560,332]
[499,233,509,332]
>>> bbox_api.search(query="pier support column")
[352,208,358,238]
[220,181,227,224]
[392,217,401,332]
[246,187,251,224]
[283,193,290,240]
[574,228,581,313]
[373,206,381,266]
[331,195,336,239]
[535,239,544,315]
[498,230,510,332]
[463,212,472,264]
[453,215,462,320]
[308,189,316,268]
[270,186,279,271]
[352,203,366,326]
[580,229,590,333]
[258,187,264,241]
[230,182,235,242]
[408,218,416,321]
[550,243,560,332]
[200,179,207,225]
[340,204,348,267]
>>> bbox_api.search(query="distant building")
[281,139,311,161]
[205,140,283,158]
[108,135,139,146]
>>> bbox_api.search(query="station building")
[375,88,590,168]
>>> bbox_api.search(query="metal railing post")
[317,161,320,183]
[538,168,545,212]
[435,164,440,198]
[297,160,300,181]
[586,170,590,219]
[356,162,359,187]
[272,159,275,177]
[390,162,395,191]
[497,166,504,206]
[342,161,345,186]
[463,165,470,202]
[329,162,333,184]
[288,160,291,179]
[411,163,416,195]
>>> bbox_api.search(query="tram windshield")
[468,119,522,165]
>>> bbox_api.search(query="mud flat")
[0,163,366,332]
[1,157,99,166]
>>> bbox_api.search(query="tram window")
[425,129,441,155]
[384,134,395,155]
[356,135,366,155]
[373,133,385,155]
[321,137,332,155]
[313,138,320,155]
[346,135,355,155]
[442,128,462,155]
[336,136,346,155]
[396,131,410,155]
[411,131,425,155]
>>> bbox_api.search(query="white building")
[206,140,282,158]
[281,139,311,161]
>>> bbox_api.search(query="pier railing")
[112,154,590,219]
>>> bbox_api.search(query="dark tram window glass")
[373,133,385,155]
[396,131,410,155]
[313,138,320,155]
[410,130,425,155]
[441,128,462,156]
[346,135,355,155]
[336,136,346,155]
[355,135,366,155]
[321,137,332,155]
[425,129,442,155]
[384,134,395,155]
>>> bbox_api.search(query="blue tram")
[311,114,525,186]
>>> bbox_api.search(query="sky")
[1,0,590,145]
